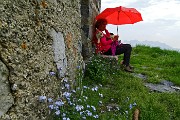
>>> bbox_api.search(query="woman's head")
[95,18,107,31]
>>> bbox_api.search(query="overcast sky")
[101,0,180,49]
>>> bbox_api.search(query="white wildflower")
[92,86,98,91]
[78,99,82,102]
[82,116,86,119]
[125,110,128,114]
[126,97,130,101]
[133,102,137,106]
[63,117,70,120]
[93,115,99,119]
[91,106,96,111]
[62,113,66,117]
[107,106,112,111]
[83,96,88,99]
[116,106,120,110]
[99,93,103,97]
[72,90,76,93]
[83,86,88,89]
[63,118,66,120]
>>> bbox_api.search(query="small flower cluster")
[39,66,100,119]
[38,66,138,119]
[39,84,137,119]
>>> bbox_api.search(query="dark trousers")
[103,44,132,66]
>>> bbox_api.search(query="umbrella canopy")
[96,6,143,25]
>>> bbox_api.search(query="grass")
[131,45,180,85]
[44,45,180,120]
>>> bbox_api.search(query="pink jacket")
[94,29,113,54]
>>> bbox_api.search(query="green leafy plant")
[43,45,180,120]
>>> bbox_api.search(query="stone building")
[0,0,100,119]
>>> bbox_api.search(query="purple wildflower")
[48,98,53,103]
[129,104,133,109]
[48,104,54,110]
[49,71,56,76]
[55,100,64,106]
[75,105,84,111]
[39,96,47,102]
[55,110,60,115]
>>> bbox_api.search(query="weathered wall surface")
[0,59,14,117]
[0,0,100,119]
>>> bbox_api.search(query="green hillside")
[50,45,180,120]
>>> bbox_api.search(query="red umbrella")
[96,6,143,34]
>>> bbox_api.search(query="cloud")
[141,0,180,23]
[101,0,139,11]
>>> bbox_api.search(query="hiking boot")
[124,66,133,72]
[120,60,134,69]
[121,64,134,69]
[129,65,134,69]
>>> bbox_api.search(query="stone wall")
[81,0,100,61]
[0,0,100,119]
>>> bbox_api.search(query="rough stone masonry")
[0,0,100,119]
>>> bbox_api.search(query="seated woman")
[93,18,133,72]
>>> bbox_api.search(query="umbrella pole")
[117,25,118,35]
[117,10,120,36]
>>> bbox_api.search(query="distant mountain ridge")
[123,40,180,51]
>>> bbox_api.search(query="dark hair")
[110,33,114,35]
[95,18,107,29]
